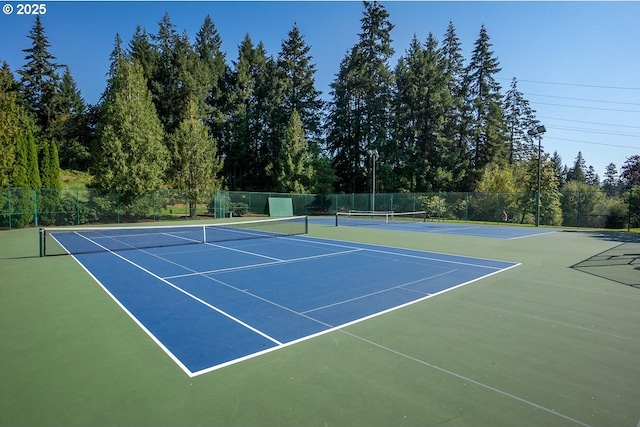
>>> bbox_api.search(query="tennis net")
[335,211,426,227]
[39,216,308,256]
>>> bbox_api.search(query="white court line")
[163,248,363,280]
[302,269,457,315]
[203,241,283,261]
[282,235,514,268]
[507,230,557,240]
[342,331,595,427]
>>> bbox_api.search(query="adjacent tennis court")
[40,217,517,376]
[314,211,558,239]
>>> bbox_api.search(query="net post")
[335,212,339,227]
[39,228,44,257]
[305,215,308,234]
[202,224,207,243]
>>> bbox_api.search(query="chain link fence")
[2,187,639,230]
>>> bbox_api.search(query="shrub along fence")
[1,187,638,230]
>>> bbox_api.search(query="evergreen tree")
[195,15,227,118]
[503,78,539,163]
[602,163,621,196]
[15,130,42,189]
[254,45,286,190]
[465,25,507,183]
[621,155,640,187]
[224,35,278,190]
[169,100,222,216]
[11,134,30,188]
[150,12,182,134]
[107,33,125,80]
[585,165,599,186]
[277,24,324,144]
[326,53,363,193]
[326,1,394,193]
[277,109,314,193]
[551,151,565,187]
[0,63,24,187]
[18,15,62,137]
[92,58,168,204]
[393,34,449,192]
[521,153,562,225]
[48,138,60,188]
[439,21,470,191]
[567,151,586,183]
[146,14,204,136]
[128,26,157,85]
[51,66,90,170]
[38,139,60,188]
[39,137,50,187]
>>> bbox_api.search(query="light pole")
[367,149,379,212]
[527,125,546,227]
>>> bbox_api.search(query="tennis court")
[2,219,640,427]
[41,217,517,376]
[314,211,557,239]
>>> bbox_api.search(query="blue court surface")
[54,230,518,377]
[314,216,556,239]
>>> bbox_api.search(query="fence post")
[628,187,633,232]
[33,189,38,227]
[76,188,80,225]
[7,188,11,229]
[576,190,581,228]
[465,192,469,222]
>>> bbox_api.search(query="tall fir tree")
[128,26,157,85]
[566,151,587,183]
[621,155,640,187]
[439,21,470,191]
[585,165,599,186]
[503,78,539,163]
[326,1,394,193]
[18,15,62,138]
[551,151,565,187]
[465,25,507,184]
[107,34,125,80]
[150,12,182,134]
[194,15,227,120]
[92,58,168,204]
[393,34,449,192]
[224,35,259,190]
[602,163,621,196]
[51,66,90,170]
[223,36,278,190]
[277,24,324,144]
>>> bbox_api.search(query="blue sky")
[2,1,639,179]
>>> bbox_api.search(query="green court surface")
[1,223,639,427]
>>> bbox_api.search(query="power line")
[531,101,640,113]
[548,125,640,138]
[524,92,640,107]
[546,136,640,150]
[537,116,640,130]
[499,77,640,91]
